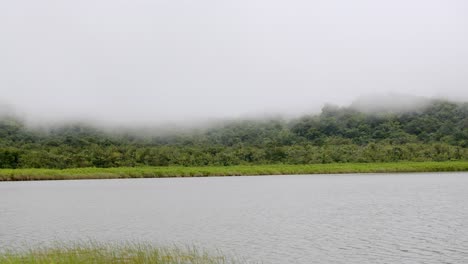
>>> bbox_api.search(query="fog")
[1,0,467,125]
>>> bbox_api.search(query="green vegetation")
[1,100,468,169]
[1,162,467,181]
[0,242,233,264]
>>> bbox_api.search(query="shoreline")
[1,161,468,181]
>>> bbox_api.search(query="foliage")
[1,100,468,169]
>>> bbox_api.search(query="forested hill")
[1,100,468,169]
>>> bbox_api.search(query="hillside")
[1,100,467,168]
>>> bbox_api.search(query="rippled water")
[1,173,468,263]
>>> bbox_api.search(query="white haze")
[1,0,467,125]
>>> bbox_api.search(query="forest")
[1,100,468,169]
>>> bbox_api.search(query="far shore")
[1,161,467,181]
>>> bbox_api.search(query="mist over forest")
[0,93,451,128]
[1,96,467,169]
[1,0,468,169]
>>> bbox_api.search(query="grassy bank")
[0,242,232,264]
[1,161,468,181]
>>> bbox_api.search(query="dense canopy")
[1,100,467,169]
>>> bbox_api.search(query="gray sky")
[1,0,467,124]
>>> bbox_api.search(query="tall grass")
[1,161,468,181]
[0,242,233,264]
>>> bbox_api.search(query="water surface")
[1,173,467,263]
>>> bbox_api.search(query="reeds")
[1,161,467,181]
[0,242,232,264]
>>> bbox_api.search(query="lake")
[1,173,467,263]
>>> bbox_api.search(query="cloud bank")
[1,0,467,124]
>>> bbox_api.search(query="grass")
[0,242,234,264]
[0,161,468,181]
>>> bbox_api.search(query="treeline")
[1,100,468,168]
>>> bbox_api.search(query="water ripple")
[1,173,468,263]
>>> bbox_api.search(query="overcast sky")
[1,0,467,124]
